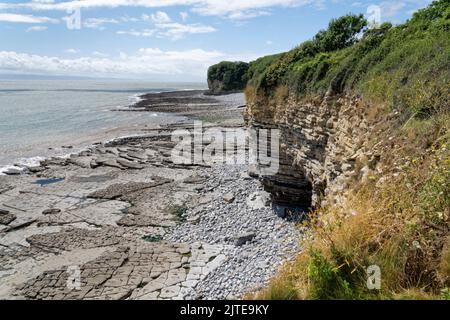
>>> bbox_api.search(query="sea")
[0,80,206,173]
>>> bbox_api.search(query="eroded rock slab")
[18,242,227,300]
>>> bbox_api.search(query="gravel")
[164,164,302,299]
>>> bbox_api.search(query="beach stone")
[42,208,61,215]
[0,210,16,225]
[3,168,21,175]
[234,232,256,246]
[27,166,43,173]
[246,191,271,209]
[223,193,235,203]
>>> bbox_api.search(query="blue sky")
[0,0,432,81]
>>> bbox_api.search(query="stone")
[42,208,61,215]
[3,168,21,175]
[234,232,256,246]
[223,193,235,203]
[0,210,16,225]
[246,191,271,209]
[116,158,144,169]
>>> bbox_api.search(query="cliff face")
[246,92,379,209]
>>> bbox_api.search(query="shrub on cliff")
[207,61,249,94]
[247,0,449,120]
[313,14,367,52]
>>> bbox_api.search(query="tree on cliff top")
[207,61,249,93]
[313,14,368,52]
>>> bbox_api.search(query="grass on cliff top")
[247,0,450,120]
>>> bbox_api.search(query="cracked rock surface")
[0,121,301,300]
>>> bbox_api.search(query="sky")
[0,0,433,82]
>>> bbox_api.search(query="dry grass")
[250,111,450,300]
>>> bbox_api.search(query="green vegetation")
[207,61,249,93]
[142,234,163,242]
[246,0,449,119]
[238,0,450,300]
[169,204,188,222]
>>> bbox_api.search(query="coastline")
[0,89,301,300]
[0,90,242,176]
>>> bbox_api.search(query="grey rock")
[0,210,16,225]
[234,232,256,246]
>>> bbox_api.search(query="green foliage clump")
[207,61,249,93]
[313,14,368,52]
[244,0,449,120]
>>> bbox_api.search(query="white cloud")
[0,13,58,23]
[379,1,406,18]
[26,25,48,31]
[83,17,119,29]
[0,0,320,20]
[155,22,216,39]
[266,40,273,45]
[0,49,259,80]
[180,11,189,21]
[64,48,79,54]
[227,10,271,20]
[125,11,216,40]
[92,51,108,57]
[146,11,172,23]
[116,29,155,37]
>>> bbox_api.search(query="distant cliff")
[207,61,249,94]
